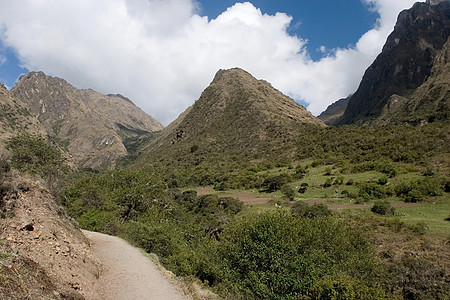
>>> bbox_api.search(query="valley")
[0,1,449,299]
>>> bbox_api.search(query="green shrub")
[377,176,388,185]
[323,178,333,188]
[334,175,344,186]
[298,182,309,194]
[371,200,395,216]
[404,189,424,203]
[281,184,296,200]
[308,274,387,300]
[291,201,332,218]
[77,209,120,234]
[6,134,66,175]
[395,178,442,202]
[211,211,376,299]
[358,183,385,201]
[6,134,69,198]
[408,221,428,235]
[262,175,285,192]
[294,165,308,179]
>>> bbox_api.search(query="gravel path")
[83,230,189,300]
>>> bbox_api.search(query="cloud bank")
[0,0,422,125]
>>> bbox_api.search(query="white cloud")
[0,0,422,125]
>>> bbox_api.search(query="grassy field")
[193,161,450,237]
[394,196,450,236]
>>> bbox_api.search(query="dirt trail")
[83,230,190,300]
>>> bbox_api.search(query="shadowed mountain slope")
[11,72,163,169]
[337,1,450,126]
[318,95,351,126]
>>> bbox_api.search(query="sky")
[0,0,423,125]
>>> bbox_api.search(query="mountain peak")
[11,71,163,169]
[138,68,324,165]
[212,67,256,82]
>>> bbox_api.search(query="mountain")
[0,83,47,151]
[11,72,163,169]
[337,1,450,126]
[137,68,324,166]
[318,95,351,126]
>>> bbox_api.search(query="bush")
[281,184,296,200]
[262,175,285,192]
[377,176,388,185]
[334,175,344,186]
[298,182,309,194]
[6,134,66,175]
[404,189,424,203]
[395,178,442,202]
[6,134,69,198]
[371,200,395,216]
[358,183,385,201]
[211,211,376,299]
[323,178,333,188]
[389,255,449,299]
[308,274,387,300]
[291,201,332,218]
[294,165,308,179]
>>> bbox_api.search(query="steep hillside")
[0,171,100,299]
[11,72,163,169]
[138,68,324,166]
[318,95,350,126]
[0,83,46,149]
[338,1,450,126]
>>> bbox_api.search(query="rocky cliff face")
[338,1,450,126]
[0,83,47,151]
[11,72,163,169]
[139,68,324,165]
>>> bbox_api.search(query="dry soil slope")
[0,174,100,299]
[139,68,324,166]
[11,72,163,169]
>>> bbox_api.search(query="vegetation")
[371,200,396,216]
[4,120,449,299]
[6,134,70,198]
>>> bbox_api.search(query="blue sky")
[0,0,420,124]
[198,0,377,60]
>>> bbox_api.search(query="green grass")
[394,196,450,236]
[0,252,11,260]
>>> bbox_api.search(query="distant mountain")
[337,1,450,126]
[0,83,47,150]
[11,72,163,169]
[137,68,324,166]
[318,95,351,126]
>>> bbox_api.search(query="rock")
[21,223,35,231]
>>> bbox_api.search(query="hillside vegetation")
[59,119,450,299]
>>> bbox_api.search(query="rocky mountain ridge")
[334,1,450,126]
[11,72,163,169]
